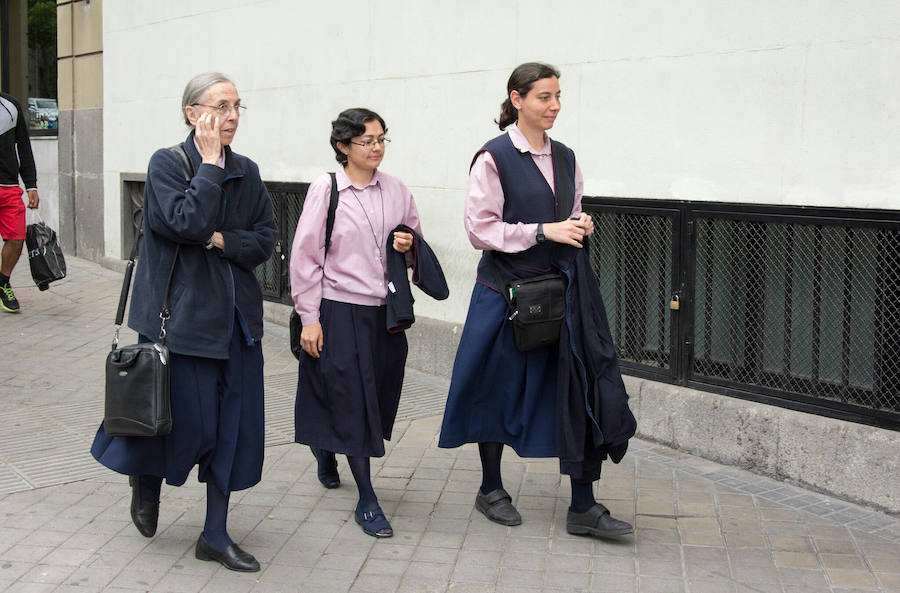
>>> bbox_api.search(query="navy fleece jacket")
[128,132,276,358]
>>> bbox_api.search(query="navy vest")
[472,133,577,289]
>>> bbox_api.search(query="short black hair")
[330,108,388,165]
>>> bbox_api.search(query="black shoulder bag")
[488,141,574,352]
[290,172,338,359]
[103,144,193,437]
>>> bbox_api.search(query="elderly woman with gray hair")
[91,72,275,572]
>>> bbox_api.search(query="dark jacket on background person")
[0,93,37,189]
[128,132,275,359]
[385,224,449,333]
[554,238,637,479]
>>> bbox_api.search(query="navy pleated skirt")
[90,317,265,493]
[294,299,408,458]
[439,282,558,458]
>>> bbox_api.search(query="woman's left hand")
[575,212,594,237]
[392,231,413,253]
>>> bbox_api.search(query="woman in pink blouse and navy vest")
[289,108,420,538]
[439,63,635,538]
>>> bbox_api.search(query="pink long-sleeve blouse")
[289,167,422,326]
[464,123,584,253]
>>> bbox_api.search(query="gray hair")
[181,72,234,126]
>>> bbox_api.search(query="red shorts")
[0,186,26,240]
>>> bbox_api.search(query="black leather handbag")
[103,144,192,437]
[103,239,178,437]
[489,255,567,352]
[507,272,567,351]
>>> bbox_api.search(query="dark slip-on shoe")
[567,503,633,537]
[194,534,260,572]
[354,505,394,538]
[310,446,340,489]
[129,476,159,538]
[475,487,522,526]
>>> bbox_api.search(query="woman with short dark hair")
[439,62,636,538]
[91,72,275,571]
[290,107,422,538]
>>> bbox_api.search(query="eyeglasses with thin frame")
[192,102,247,116]
[349,137,391,150]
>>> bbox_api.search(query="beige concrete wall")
[4,0,28,100]
[57,0,103,259]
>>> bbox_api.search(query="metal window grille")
[590,208,675,375]
[253,182,308,304]
[584,198,900,430]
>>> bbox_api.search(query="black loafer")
[195,534,260,572]
[567,503,633,537]
[475,487,522,526]
[129,476,159,538]
[310,446,340,489]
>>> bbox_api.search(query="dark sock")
[478,442,504,494]
[569,477,597,513]
[202,482,234,551]
[347,455,377,510]
[139,475,162,503]
[0,273,9,285]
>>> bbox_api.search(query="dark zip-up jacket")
[554,238,636,476]
[385,224,449,333]
[0,93,37,189]
[128,132,276,358]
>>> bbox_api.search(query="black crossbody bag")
[488,142,574,352]
[103,145,192,437]
[289,172,338,359]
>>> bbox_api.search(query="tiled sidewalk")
[0,257,898,593]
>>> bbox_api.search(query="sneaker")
[0,282,19,313]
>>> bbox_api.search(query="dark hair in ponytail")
[495,62,561,130]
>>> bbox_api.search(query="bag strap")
[487,254,516,321]
[551,139,574,222]
[324,172,338,256]
[112,144,194,349]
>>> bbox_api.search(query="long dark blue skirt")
[439,283,558,457]
[294,299,407,458]
[91,318,265,492]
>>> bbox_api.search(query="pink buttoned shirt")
[464,123,584,253]
[290,167,422,326]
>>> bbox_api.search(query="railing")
[584,198,900,430]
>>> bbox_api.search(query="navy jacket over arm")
[128,132,276,358]
[554,238,637,478]
[385,225,449,334]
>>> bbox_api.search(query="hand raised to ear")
[195,112,222,165]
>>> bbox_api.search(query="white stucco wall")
[102,0,900,323]
[30,136,59,231]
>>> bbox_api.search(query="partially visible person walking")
[290,108,423,538]
[91,72,275,572]
[439,62,637,538]
[0,92,40,313]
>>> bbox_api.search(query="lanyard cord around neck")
[347,184,386,262]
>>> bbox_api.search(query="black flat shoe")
[567,503,633,538]
[475,488,522,526]
[129,476,159,538]
[309,446,340,489]
[195,534,260,572]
